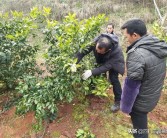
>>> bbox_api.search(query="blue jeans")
[109,69,122,102]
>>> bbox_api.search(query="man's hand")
[82,70,92,80]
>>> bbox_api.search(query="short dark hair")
[121,19,147,36]
[107,23,114,29]
[97,37,112,50]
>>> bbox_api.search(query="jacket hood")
[93,33,119,51]
[100,33,119,45]
[133,34,167,58]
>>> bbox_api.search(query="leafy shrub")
[16,75,58,122]
[76,128,95,138]
[16,12,109,123]
[43,13,108,100]
[0,7,52,89]
[152,22,167,41]
[91,75,110,97]
[0,10,39,88]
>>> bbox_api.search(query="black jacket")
[76,33,125,75]
[127,34,167,112]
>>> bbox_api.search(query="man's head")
[107,23,114,34]
[121,19,147,45]
[96,37,112,54]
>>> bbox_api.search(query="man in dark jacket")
[106,23,114,34]
[76,33,125,112]
[121,19,167,138]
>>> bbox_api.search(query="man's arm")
[75,35,100,64]
[91,57,115,76]
[75,46,94,64]
[121,77,141,114]
[127,51,145,80]
[121,51,145,114]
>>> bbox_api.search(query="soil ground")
[0,87,167,138]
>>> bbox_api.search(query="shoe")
[111,101,120,113]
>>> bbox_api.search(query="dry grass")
[0,0,166,22]
[0,0,166,53]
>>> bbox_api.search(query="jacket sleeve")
[120,77,141,114]
[127,51,145,80]
[91,57,115,75]
[75,35,100,64]
[75,46,94,64]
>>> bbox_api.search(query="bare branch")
[153,0,163,22]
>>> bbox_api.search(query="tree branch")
[153,0,163,22]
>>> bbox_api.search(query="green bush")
[16,13,109,123]
[16,75,58,122]
[0,7,52,89]
[43,13,108,99]
[0,10,39,89]
[152,22,167,41]
[76,128,95,138]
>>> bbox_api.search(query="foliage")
[152,22,167,42]
[76,128,95,138]
[91,75,110,97]
[16,12,108,124]
[16,75,58,122]
[43,13,108,100]
[0,7,49,89]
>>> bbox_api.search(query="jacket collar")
[126,34,148,53]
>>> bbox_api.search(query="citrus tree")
[43,13,109,100]
[16,12,109,125]
[0,7,50,89]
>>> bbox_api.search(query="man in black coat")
[76,32,125,112]
[106,23,115,34]
[121,19,167,138]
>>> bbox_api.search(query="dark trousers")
[129,109,148,138]
[108,69,122,102]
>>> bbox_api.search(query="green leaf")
[6,34,15,40]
